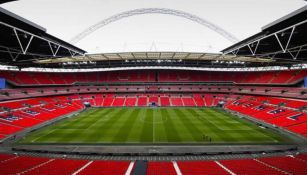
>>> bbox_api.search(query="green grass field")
[20,107,290,144]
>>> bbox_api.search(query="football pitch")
[20,107,290,144]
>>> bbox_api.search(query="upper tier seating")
[1,69,306,85]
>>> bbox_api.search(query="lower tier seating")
[177,161,230,175]
[258,156,307,175]
[77,161,130,175]
[219,159,285,175]
[225,96,307,137]
[23,159,88,175]
[0,96,84,140]
[0,153,306,175]
[0,93,306,140]
[146,162,177,175]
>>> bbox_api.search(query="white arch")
[70,8,239,44]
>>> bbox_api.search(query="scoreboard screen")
[0,78,5,89]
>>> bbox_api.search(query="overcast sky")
[1,0,306,53]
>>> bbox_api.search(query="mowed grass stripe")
[153,109,166,142]
[83,108,130,143]
[54,108,116,143]
[139,108,153,143]
[66,108,112,130]
[53,108,101,129]
[205,108,269,142]
[184,108,225,142]
[28,108,108,143]
[125,108,147,142]
[166,109,195,142]
[206,108,283,143]
[173,108,203,142]
[161,108,182,143]
[195,108,245,142]
[112,108,141,143]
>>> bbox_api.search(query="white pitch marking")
[153,112,155,143]
[31,128,57,142]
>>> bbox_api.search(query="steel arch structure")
[70,8,239,44]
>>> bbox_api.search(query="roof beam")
[0,21,84,56]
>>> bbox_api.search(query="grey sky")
[1,0,306,53]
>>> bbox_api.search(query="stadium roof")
[0,0,16,4]
[0,7,86,68]
[0,2,306,69]
[222,5,307,66]
[36,52,271,63]
[33,51,275,69]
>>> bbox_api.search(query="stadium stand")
[218,159,286,175]
[147,162,177,175]
[0,85,305,101]
[124,97,137,107]
[0,69,306,86]
[225,95,307,136]
[160,96,171,106]
[137,96,148,106]
[77,161,131,175]
[182,96,196,106]
[0,153,307,174]
[258,156,307,175]
[177,161,230,175]
[23,159,89,175]
[0,96,84,139]
[0,156,50,175]
[170,96,184,106]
